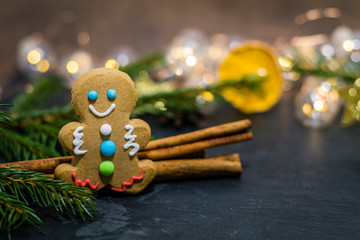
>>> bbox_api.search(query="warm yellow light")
[317,83,331,97]
[354,78,360,88]
[182,46,193,56]
[343,40,354,52]
[36,59,50,73]
[349,88,357,97]
[302,103,312,117]
[202,72,215,85]
[174,67,183,76]
[305,8,322,21]
[313,100,327,112]
[185,56,197,67]
[285,71,301,81]
[66,60,79,74]
[257,67,267,77]
[155,101,167,111]
[25,84,34,93]
[278,56,293,70]
[201,91,215,102]
[323,8,341,18]
[105,59,119,69]
[27,49,42,64]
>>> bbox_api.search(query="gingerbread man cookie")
[54,68,156,194]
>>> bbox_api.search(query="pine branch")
[0,191,42,239]
[0,129,61,161]
[0,167,96,236]
[138,74,263,101]
[23,123,68,156]
[290,49,358,84]
[120,52,166,78]
[13,75,65,113]
[0,104,15,127]
[132,74,264,118]
[291,65,356,83]
[14,104,74,122]
[0,167,96,238]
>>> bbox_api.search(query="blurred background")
[1,0,360,132]
[0,0,359,85]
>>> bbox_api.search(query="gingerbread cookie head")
[55,68,156,194]
[72,68,137,121]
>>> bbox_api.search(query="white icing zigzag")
[89,103,116,117]
[73,126,87,155]
[124,124,140,156]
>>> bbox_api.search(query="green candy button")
[99,161,114,176]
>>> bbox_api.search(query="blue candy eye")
[88,90,98,100]
[107,89,116,99]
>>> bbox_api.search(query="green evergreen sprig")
[14,104,74,122]
[0,167,96,238]
[133,74,264,118]
[289,48,359,84]
[119,52,166,78]
[0,191,42,239]
[0,106,65,161]
[13,75,64,113]
[0,104,14,127]
[0,129,61,161]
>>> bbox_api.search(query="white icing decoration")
[100,124,112,136]
[73,126,87,155]
[123,124,140,156]
[89,103,116,117]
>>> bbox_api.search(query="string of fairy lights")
[277,24,360,128]
[16,26,242,86]
[8,7,360,129]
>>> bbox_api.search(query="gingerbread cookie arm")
[58,122,84,155]
[128,119,151,150]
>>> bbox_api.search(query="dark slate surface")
[12,92,360,239]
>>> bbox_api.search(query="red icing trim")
[72,172,99,190]
[111,168,145,192]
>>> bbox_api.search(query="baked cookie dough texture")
[54,68,156,194]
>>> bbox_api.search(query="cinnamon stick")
[0,150,206,173]
[0,156,72,173]
[144,119,251,150]
[166,150,206,159]
[154,153,241,182]
[21,154,242,182]
[138,131,252,160]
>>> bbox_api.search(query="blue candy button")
[100,140,116,156]
[107,89,116,99]
[88,90,98,100]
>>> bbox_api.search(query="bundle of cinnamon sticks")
[0,119,252,182]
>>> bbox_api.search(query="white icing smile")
[89,103,116,117]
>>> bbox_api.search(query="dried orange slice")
[218,41,282,113]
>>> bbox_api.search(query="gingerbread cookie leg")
[55,162,106,191]
[109,158,156,194]
[54,163,77,183]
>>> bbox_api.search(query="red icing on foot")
[72,172,99,190]
[111,168,145,192]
